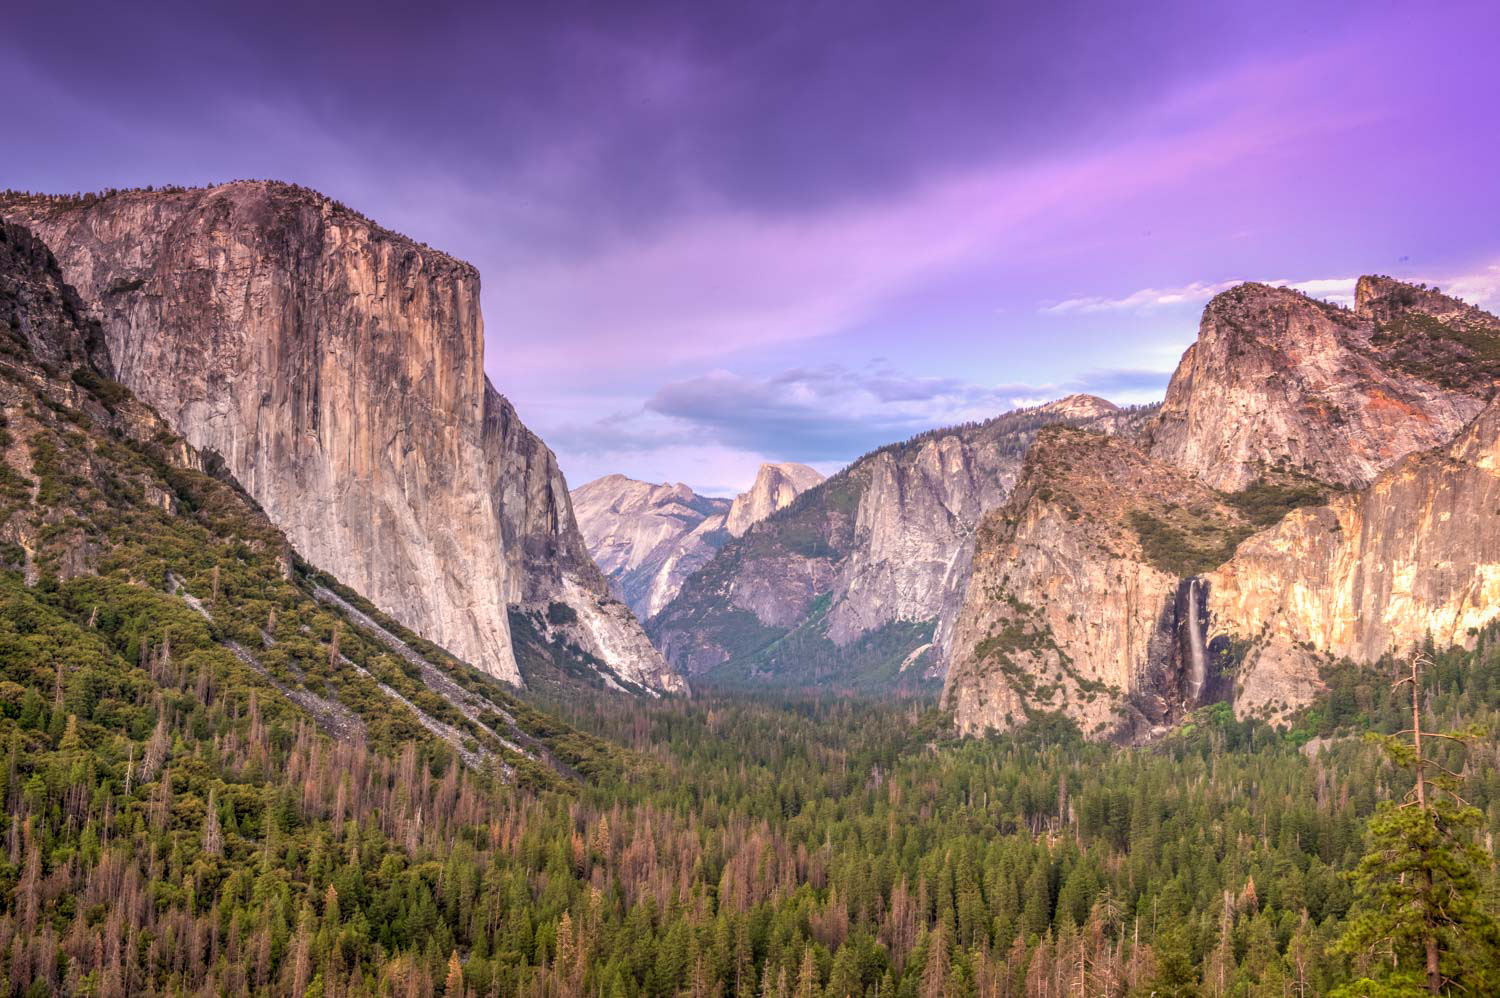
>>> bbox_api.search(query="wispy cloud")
[1438,261,1500,310]
[553,362,1173,473]
[486,43,1389,382]
[1042,260,1500,317]
[548,365,1062,471]
[643,366,1060,462]
[1042,276,1359,314]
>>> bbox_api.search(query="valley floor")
[5,599,1500,996]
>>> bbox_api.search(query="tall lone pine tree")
[1331,654,1500,996]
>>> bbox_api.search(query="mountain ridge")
[646,394,1151,687]
[0,216,613,779]
[944,275,1500,739]
[571,475,732,620]
[0,181,685,696]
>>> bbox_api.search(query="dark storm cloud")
[1,0,1371,231]
[5,0,1498,491]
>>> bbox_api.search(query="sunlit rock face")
[1145,281,1494,491]
[946,278,1500,739]
[571,475,731,620]
[1208,397,1500,724]
[941,427,1246,741]
[1,182,684,693]
[724,463,825,537]
[648,396,1147,685]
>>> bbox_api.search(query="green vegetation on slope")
[1131,473,1334,577]
[698,593,941,695]
[8,597,1500,994]
[650,403,1159,690]
[1370,310,1500,394]
[1129,507,1252,577]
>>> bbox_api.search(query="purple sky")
[5,1,1498,494]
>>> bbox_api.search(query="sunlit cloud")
[1042,276,1359,314]
[1041,261,1500,317]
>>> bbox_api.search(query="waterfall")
[1185,577,1207,704]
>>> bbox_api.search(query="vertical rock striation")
[945,277,1500,739]
[1207,396,1500,723]
[941,427,1247,739]
[648,396,1145,686]
[0,182,682,693]
[570,474,731,620]
[1145,282,1493,490]
[723,463,824,537]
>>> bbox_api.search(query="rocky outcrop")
[837,395,1134,654]
[724,462,824,537]
[941,427,1248,739]
[1207,396,1500,723]
[571,474,731,619]
[1145,281,1495,491]
[0,218,620,774]
[570,464,823,624]
[0,182,683,693]
[944,277,1500,738]
[480,387,687,694]
[649,396,1146,686]
[0,221,112,375]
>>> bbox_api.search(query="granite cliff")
[571,475,732,620]
[648,396,1145,688]
[0,182,684,695]
[942,427,1251,739]
[944,277,1500,739]
[724,462,824,537]
[1145,280,1494,490]
[0,218,620,777]
[1207,395,1500,723]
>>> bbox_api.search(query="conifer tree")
[1330,655,1500,996]
[446,950,466,997]
[204,786,223,855]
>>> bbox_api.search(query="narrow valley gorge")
[643,395,1148,688]
[562,269,1500,742]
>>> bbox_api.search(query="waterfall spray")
[1185,577,1208,705]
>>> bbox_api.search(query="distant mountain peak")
[1038,393,1121,420]
[571,476,732,620]
[724,463,825,537]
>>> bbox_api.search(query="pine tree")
[920,926,950,998]
[446,949,466,997]
[1139,925,1199,998]
[203,787,223,856]
[796,946,821,998]
[1330,655,1500,996]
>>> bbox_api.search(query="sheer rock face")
[648,396,1141,682]
[480,388,686,694]
[942,428,1245,740]
[0,182,681,693]
[942,278,1500,738]
[0,221,112,375]
[724,463,824,537]
[1208,397,1500,723]
[570,474,731,620]
[1145,282,1494,491]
